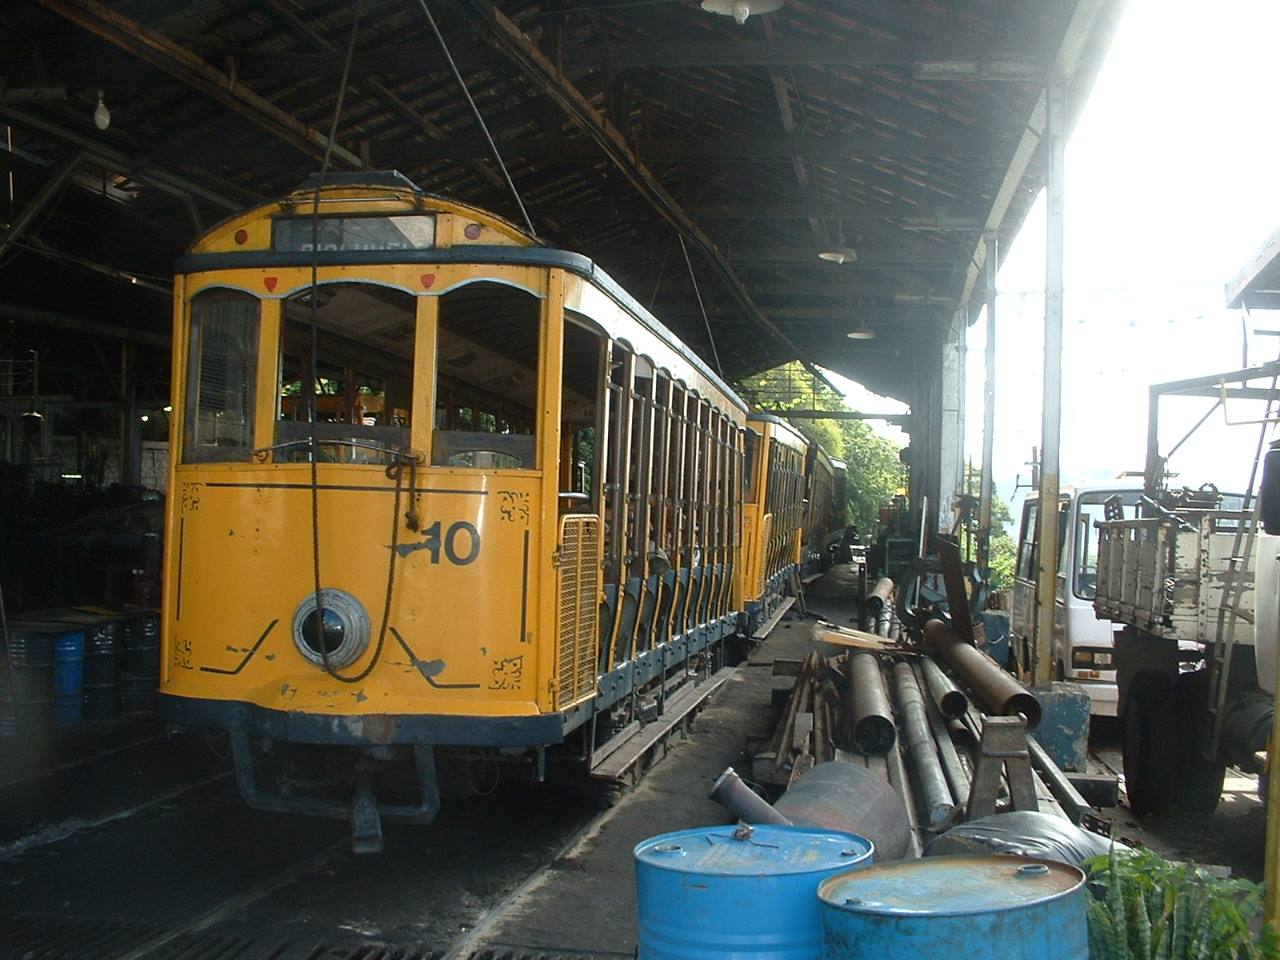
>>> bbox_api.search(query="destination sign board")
[274,214,437,252]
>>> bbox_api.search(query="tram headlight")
[292,588,371,670]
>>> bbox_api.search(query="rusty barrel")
[818,855,1087,960]
[635,824,873,960]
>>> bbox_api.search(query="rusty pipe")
[920,656,969,720]
[924,619,1042,730]
[892,661,955,828]
[848,652,896,756]
[864,577,894,635]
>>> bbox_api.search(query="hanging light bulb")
[701,0,783,24]
[846,322,876,340]
[93,90,111,131]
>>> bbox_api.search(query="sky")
[825,0,1280,517]
[962,0,1280,508]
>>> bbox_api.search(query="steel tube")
[709,767,792,825]
[848,652,896,756]
[772,761,910,861]
[920,655,969,719]
[1026,736,1088,826]
[925,619,1042,729]
[864,578,893,635]
[913,661,971,805]
[892,661,955,827]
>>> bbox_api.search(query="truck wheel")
[1122,671,1177,816]
[1174,670,1226,815]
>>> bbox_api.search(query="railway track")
[0,721,619,960]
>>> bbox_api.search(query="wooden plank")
[753,596,796,640]
[812,625,903,651]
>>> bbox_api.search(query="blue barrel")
[33,609,120,721]
[818,855,1087,960]
[635,825,874,960]
[52,629,85,728]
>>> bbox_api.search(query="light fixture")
[819,245,858,264]
[819,220,857,263]
[701,0,783,24]
[847,322,876,340]
[93,90,111,130]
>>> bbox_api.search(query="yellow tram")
[735,414,808,637]
[158,172,750,849]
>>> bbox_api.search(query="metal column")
[1032,80,1066,688]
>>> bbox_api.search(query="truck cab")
[1011,480,1143,717]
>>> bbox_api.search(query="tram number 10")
[399,520,481,565]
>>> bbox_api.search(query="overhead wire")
[306,3,394,685]
[677,233,724,380]
[416,0,536,238]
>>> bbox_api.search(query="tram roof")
[0,0,1122,410]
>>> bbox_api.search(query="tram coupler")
[351,771,384,855]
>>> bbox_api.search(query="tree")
[737,363,906,535]
[958,463,1018,593]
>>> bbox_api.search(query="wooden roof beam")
[37,0,365,169]
[441,0,804,368]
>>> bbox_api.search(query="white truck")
[1011,479,1144,718]
[1092,363,1280,816]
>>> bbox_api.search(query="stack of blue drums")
[0,620,85,733]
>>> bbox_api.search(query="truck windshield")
[1074,490,1141,599]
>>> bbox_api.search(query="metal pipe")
[848,652,896,756]
[920,656,969,719]
[925,619,1042,729]
[708,762,911,862]
[709,767,792,825]
[892,661,955,828]
[913,661,971,805]
[1026,736,1087,825]
[864,577,893,635]
[884,728,923,859]
[772,761,911,862]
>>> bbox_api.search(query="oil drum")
[817,854,1087,960]
[635,824,874,960]
[0,625,54,737]
[119,614,160,712]
[51,627,85,728]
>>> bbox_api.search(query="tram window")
[432,282,540,469]
[184,290,259,462]
[743,428,760,502]
[275,282,414,464]
[560,315,603,505]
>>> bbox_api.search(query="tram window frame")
[184,289,260,463]
[559,312,606,509]
[274,283,415,464]
[431,281,541,470]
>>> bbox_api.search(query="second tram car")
[159,172,844,848]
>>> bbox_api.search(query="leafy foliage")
[1083,846,1280,960]
[736,363,906,534]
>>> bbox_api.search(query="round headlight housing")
[292,588,371,670]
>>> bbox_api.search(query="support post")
[1033,80,1066,688]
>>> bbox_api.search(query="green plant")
[1083,846,1280,960]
